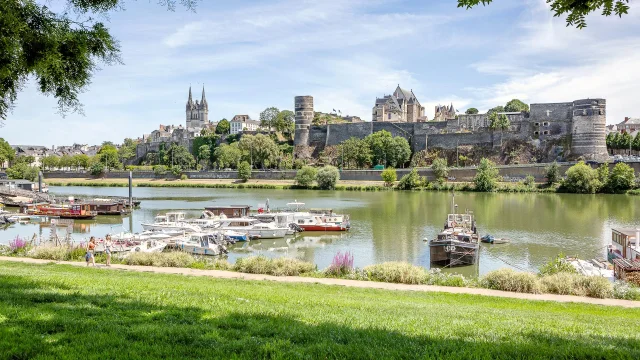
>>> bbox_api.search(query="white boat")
[129,240,168,253]
[278,202,350,232]
[176,233,227,256]
[141,212,202,234]
[184,211,222,229]
[253,213,297,235]
[217,218,289,239]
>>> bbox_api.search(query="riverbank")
[2,260,639,359]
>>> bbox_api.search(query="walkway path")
[2,256,639,308]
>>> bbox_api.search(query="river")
[2,186,638,276]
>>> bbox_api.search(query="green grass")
[1,261,639,359]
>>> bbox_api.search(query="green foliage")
[98,145,120,170]
[170,166,182,176]
[608,162,636,192]
[153,165,168,176]
[486,105,504,115]
[481,269,541,294]
[381,168,397,186]
[457,0,631,29]
[545,161,561,185]
[233,256,316,276]
[197,145,211,168]
[465,108,479,114]
[165,144,195,169]
[0,138,15,164]
[90,162,104,176]
[214,143,242,169]
[474,158,500,192]
[397,168,424,190]
[504,99,530,113]
[431,157,448,183]
[539,253,577,276]
[215,119,230,135]
[488,111,510,131]
[6,163,39,181]
[365,130,411,168]
[633,132,640,151]
[118,138,138,163]
[192,134,219,165]
[597,163,609,186]
[259,107,280,132]
[275,110,295,138]
[295,166,318,188]
[523,175,535,188]
[41,155,60,170]
[316,165,340,190]
[237,161,251,181]
[123,252,195,268]
[340,137,372,169]
[238,134,279,168]
[562,161,601,194]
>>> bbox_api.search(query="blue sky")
[4,0,640,145]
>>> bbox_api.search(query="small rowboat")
[480,235,510,244]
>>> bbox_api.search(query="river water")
[2,186,638,276]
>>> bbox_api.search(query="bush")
[30,246,68,260]
[325,251,354,277]
[90,163,105,176]
[613,281,640,301]
[431,157,448,183]
[538,253,577,276]
[189,258,232,271]
[381,168,397,186]
[539,273,578,295]
[153,165,168,176]
[397,168,424,190]
[316,165,340,190]
[545,161,561,185]
[180,174,188,180]
[523,175,535,188]
[607,162,636,192]
[295,166,318,188]
[170,166,182,177]
[364,262,427,285]
[233,256,316,276]
[481,269,541,294]
[123,252,195,268]
[237,161,252,182]
[577,276,613,299]
[562,161,601,193]
[8,236,30,255]
[474,158,500,192]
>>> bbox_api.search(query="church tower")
[186,85,209,129]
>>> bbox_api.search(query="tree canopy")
[0,138,15,165]
[465,108,479,115]
[504,99,530,113]
[457,0,631,29]
[215,119,230,135]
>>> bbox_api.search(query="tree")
[15,155,35,165]
[457,0,631,29]
[316,166,340,190]
[198,145,211,169]
[431,158,449,183]
[6,163,39,181]
[0,138,15,166]
[238,134,279,168]
[545,161,561,185]
[504,99,529,113]
[166,144,195,170]
[73,154,90,170]
[392,137,412,168]
[259,107,280,133]
[562,161,601,193]
[633,132,640,151]
[606,133,614,149]
[341,137,371,169]
[0,0,195,124]
[486,106,504,115]
[381,168,397,186]
[365,130,410,168]
[214,143,242,169]
[608,162,636,192]
[295,166,318,188]
[58,155,73,170]
[98,145,120,171]
[215,119,230,135]
[41,155,60,170]
[153,165,168,176]
[465,108,479,115]
[489,111,510,146]
[275,110,295,139]
[118,138,138,163]
[397,168,424,190]
[597,163,610,187]
[237,161,252,182]
[618,132,632,150]
[90,162,104,176]
[474,158,500,192]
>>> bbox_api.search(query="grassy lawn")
[1,261,639,359]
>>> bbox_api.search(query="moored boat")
[429,194,479,267]
[217,218,289,239]
[25,204,97,219]
[176,233,228,256]
[141,212,202,233]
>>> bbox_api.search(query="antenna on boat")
[451,191,456,214]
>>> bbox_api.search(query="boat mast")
[451,191,455,214]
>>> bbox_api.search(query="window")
[543,122,549,127]
[543,130,550,135]
[534,122,540,126]
[534,131,539,135]
[388,113,391,119]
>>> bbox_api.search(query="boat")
[129,240,168,253]
[176,233,228,256]
[84,200,130,215]
[25,204,97,219]
[141,212,202,233]
[429,193,479,267]
[217,218,289,239]
[184,211,222,229]
[262,201,350,232]
[480,235,510,244]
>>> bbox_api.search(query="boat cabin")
[446,213,474,229]
[85,201,127,215]
[609,228,640,262]
[204,205,250,218]
[220,218,260,227]
[154,212,187,223]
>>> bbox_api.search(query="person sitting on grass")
[86,237,97,267]
[104,235,113,267]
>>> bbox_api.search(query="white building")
[230,115,260,134]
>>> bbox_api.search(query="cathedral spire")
[186,85,194,110]
[201,85,208,109]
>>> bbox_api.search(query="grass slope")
[1,261,639,360]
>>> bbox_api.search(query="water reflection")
[1,186,638,276]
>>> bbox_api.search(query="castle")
[296,96,609,162]
[433,104,457,121]
[185,86,210,130]
[372,85,427,122]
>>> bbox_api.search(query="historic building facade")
[433,104,457,121]
[185,86,209,130]
[372,85,426,122]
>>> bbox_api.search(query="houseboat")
[204,205,251,218]
[84,201,130,216]
[217,218,289,239]
[429,194,479,267]
[277,201,350,232]
[25,204,97,219]
[608,228,640,262]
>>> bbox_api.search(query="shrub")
[180,174,188,180]
[597,163,609,188]
[425,268,468,287]
[295,166,318,188]
[124,252,195,268]
[523,175,535,188]
[562,161,601,193]
[481,269,541,294]
[545,161,561,185]
[9,236,29,255]
[539,273,578,295]
[381,168,397,186]
[397,168,424,190]
[90,163,104,176]
[170,166,182,176]
[613,281,640,301]
[577,276,613,299]
[431,157,448,183]
[316,165,340,190]
[608,162,636,192]
[153,165,168,176]
[364,262,427,285]
[233,256,316,276]
[325,251,354,277]
[474,158,500,192]
[30,246,68,260]
[237,161,252,182]
[538,253,577,276]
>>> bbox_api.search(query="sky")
[3,0,640,146]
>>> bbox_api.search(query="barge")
[429,194,479,267]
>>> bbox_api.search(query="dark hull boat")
[429,193,479,267]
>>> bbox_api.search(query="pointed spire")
[201,85,208,110]
[186,85,193,110]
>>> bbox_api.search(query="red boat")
[295,213,350,232]
[26,204,98,219]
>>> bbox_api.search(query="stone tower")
[294,96,314,146]
[570,99,608,161]
[186,86,209,129]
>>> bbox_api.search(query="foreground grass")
[1,261,640,359]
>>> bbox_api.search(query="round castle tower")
[294,96,314,146]
[570,99,608,161]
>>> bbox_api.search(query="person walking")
[86,237,97,267]
[104,235,113,267]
